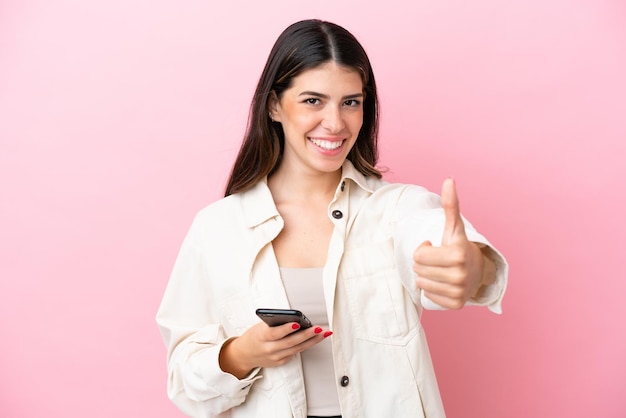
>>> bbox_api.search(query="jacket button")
[332,210,343,219]
[340,375,349,387]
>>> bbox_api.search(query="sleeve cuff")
[465,239,508,314]
[182,338,263,402]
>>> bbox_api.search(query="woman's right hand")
[218,322,332,379]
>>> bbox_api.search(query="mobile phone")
[255,308,312,330]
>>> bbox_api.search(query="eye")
[304,98,321,105]
[344,99,361,107]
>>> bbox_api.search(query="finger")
[261,322,305,341]
[414,261,467,285]
[274,327,328,355]
[441,178,467,245]
[417,274,464,298]
[294,327,332,348]
[413,240,432,260]
[423,290,465,310]
[414,242,466,268]
[278,325,324,343]
[413,240,434,271]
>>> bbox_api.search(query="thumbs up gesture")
[413,178,487,309]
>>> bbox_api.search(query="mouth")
[308,137,345,151]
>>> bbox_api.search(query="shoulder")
[180,198,230,244]
[186,193,249,242]
[368,178,441,210]
[189,180,278,233]
[194,194,242,222]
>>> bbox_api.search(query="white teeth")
[310,138,342,150]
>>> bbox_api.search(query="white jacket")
[156,161,508,418]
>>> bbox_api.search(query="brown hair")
[224,19,381,196]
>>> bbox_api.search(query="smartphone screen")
[255,308,312,330]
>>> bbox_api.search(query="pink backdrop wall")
[1,1,624,417]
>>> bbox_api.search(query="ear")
[267,91,281,122]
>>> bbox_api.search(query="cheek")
[282,114,320,139]
[349,112,364,133]
[294,113,322,130]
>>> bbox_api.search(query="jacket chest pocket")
[339,238,420,345]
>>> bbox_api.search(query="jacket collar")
[239,178,281,229]
[339,159,376,194]
[239,159,377,228]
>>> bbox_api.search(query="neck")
[268,165,342,203]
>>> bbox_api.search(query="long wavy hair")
[224,19,381,197]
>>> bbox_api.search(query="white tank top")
[279,268,341,416]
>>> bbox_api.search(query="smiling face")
[269,61,365,177]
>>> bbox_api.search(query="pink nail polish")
[323,331,333,338]
[292,323,301,330]
[314,327,323,334]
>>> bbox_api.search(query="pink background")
[1,1,625,417]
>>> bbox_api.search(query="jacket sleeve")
[156,219,262,417]
[391,185,509,314]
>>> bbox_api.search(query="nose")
[320,105,345,133]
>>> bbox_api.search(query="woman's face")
[270,61,364,176]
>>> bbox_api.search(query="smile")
[309,138,344,151]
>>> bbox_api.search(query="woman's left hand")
[412,178,486,309]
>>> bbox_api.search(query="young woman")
[157,19,508,418]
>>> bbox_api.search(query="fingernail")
[292,323,301,330]
[323,331,333,338]
[314,327,323,334]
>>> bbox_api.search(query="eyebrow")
[298,91,364,100]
